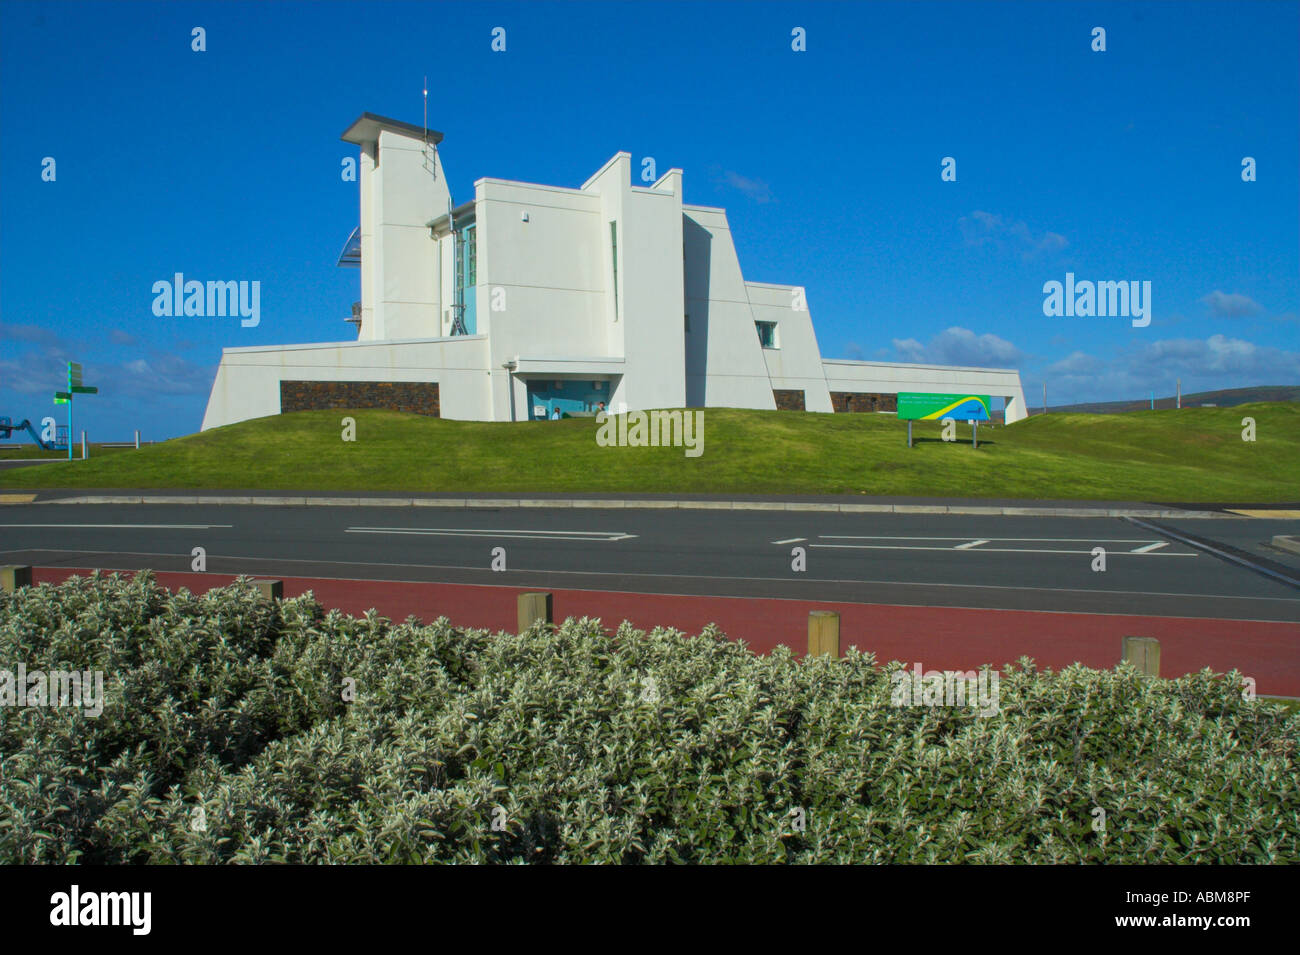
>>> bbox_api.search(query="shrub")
[1,572,1296,863]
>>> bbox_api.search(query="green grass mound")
[2,574,1296,863]
[2,403,1297,500]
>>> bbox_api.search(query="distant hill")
[1038,385,1300,415]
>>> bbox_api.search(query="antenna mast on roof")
[422,76,437,182]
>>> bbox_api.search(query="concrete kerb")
[41,494,1236,518]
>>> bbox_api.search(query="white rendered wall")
[200,336,491,430]
[682,206,777,410]
[364,129,449,341]
[822,360,1029,422]
[473,178,612,420]
[617,182,686,411]
[358,142,378,341]
[747,282,833,412]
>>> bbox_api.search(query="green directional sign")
[59,361,97,460]
[897,392,991,421]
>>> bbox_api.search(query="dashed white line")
[346,526,638,542]
[0,523,233,530]
[955,539,989,550]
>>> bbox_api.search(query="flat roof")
[426,200,477,233]
[341,112,444,145]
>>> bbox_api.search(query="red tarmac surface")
[33,567,1300,697]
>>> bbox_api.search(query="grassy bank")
[1,403,1297,501]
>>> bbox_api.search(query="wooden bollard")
[1122,636,1160,677]
[1,565,32,592]
[253,579,283,602]
[517,592,552,632]
[808,610,840,658]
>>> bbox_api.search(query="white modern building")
[202,112,1027,429]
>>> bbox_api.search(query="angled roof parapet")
[341,112,443,145]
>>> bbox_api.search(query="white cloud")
[1201,290,1263,318]
[716,169,773,204]
[0,328,212,400]
[959,210,1067,260]
[1035,334,1300,404]
[891,326,1025,367]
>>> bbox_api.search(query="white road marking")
[809,543,1194,556]
[821,535,1168,543]
[0,523,232,529]
[800,534,1189,556]
[772,537,807,545]
[1131,541,1169,554]
[346,526,637,542]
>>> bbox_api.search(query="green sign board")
[54,391,72,400]
[897,393,991,421]
[68,362,83,387]
[70,386,98,394]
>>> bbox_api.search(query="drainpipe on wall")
[502,361,517,421]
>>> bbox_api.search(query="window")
[464,223,477,287]
[609,221,619,321]
[453,223,478,334]
[755,321,777,348]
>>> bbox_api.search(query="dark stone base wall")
[773,389,806,411]
[831,392,898,413]
[279,381,441,417]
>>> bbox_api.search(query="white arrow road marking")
[0,523,233,529]
[955,539,989,550]
[772,537,807,545]
[809,541,1194,556]
[346,526,637,542]
[1131,541,1169,553]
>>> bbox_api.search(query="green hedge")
[1,573,1296,863]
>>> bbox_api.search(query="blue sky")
[2,0,1296,440]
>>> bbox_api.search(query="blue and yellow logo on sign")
[897,393,991,421]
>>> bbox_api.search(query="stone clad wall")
[279,381,441,417]
[773,389,806,411]
[830,392,897,413]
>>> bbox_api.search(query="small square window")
[755,321,777,348]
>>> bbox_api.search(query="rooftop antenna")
[422,76,437,181]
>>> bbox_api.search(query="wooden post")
[1,565,32,592]
[1122,636,1160,677]
[517,592,552,632]
[808,610,840,658]
[253,579,283,602]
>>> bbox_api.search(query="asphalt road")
[2,502,1297,621]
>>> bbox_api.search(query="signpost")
[55,363,98,460]
[897,392,991,448]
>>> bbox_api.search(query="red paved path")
[32,567,1300,697]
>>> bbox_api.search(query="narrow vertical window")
[609,221,619,321]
